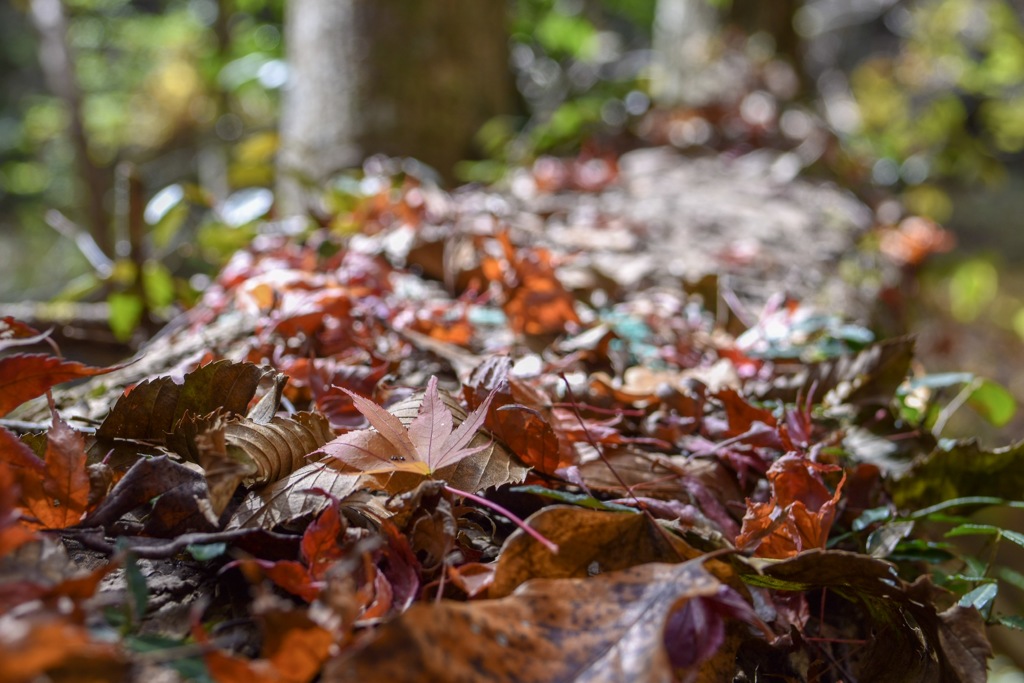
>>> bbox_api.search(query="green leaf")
[909,496,1024,519]
[853,506,892,531]
[187,542,227,561]
[967,379,1017,427]
[959,582,998,611]
[123,551,149,625]
[998,566,1024,592]
[142,260,176,309]
[891,439,1024,508]
[866,521,914,558]
[998,615,1024,631]
[944,523,1000,539]
[904,372,974,392]
[107,291,144,341]
[1001,529,1024,549]
[145,183,188,248]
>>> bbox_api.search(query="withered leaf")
[465,357,566,474]
[322,377,527,493]
[0,354,117,417]
[324,559,734,683]
[171,409,335,512]
[96,360,271,442]
[0,616,126,683]
[0,460,36,556]
[741,550,991,683]
[34,409,90,529]
[82,455,218,533]
[228,462,363,530]
[735,454,845,558]
[490,506,700,598]
[757,336,914,409]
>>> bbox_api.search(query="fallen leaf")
[0,459,36,557]
[481,232,580,337]
[490,506,699,598]
[464,356,567,474]
[228,462,364,530]
[0,616,126,683]
[0,354,117,417]
[890,438,1024,508]
[740,550,991,682]
[735,454,845,558]
[96,360,271,442]
[82,454,219,534]
[322,377,526,493]
[32,408,90,528]
[324,559,739,683]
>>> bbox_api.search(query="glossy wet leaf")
[324,559,737,683]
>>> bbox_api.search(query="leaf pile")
[0,169,1018,683]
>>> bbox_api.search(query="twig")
[444,484,559,554]
[61,527,263,559]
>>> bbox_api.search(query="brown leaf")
[31,409,90,528]
[465,357,567,474]
[228,462,364,530]
[82,454,219,534]
[194,419,260,518]
[175,410,334,500]
[96,360,271,442]
[490,506,700,598]
[482,232,581,337]
[197,604,333,683]
[741,550,992,683]
[0,354,116,417]
[324,559,732,683]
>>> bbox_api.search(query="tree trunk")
[276,0,514,216]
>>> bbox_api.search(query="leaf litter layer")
[0,157,1014,682]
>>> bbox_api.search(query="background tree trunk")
[276,0,514,216]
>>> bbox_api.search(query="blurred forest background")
[3,0,1024,450]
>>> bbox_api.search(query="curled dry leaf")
[228,462,364,530]
[174,409,334,487]
[735,454,845,558]
[324,558,741,683]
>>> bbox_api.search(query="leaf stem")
[444,484,559,555]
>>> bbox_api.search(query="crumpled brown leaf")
[490,506,700,598]
[324,559,742,683]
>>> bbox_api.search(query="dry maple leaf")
[321,376,497,478]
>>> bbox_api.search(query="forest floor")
[0,147,1012,682]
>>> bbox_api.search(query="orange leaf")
[0,617,124,682]
[21,409,90,529]
[0,460,35,557]
[735,455,846,558]
[0,354,117,417]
